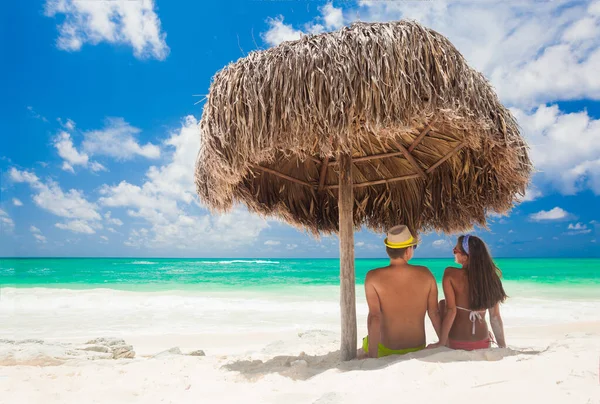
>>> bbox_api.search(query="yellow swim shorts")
[362,336,425,358]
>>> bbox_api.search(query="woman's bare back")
[445,267,490,341]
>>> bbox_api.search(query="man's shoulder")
[365,266,391,282]
[409,264,434,276]
[366,267,386,277]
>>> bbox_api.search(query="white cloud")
[33,234,48,243]
[9,168,40,184]
[29,226,47,243]
[100,181,179,218]
[52,117,158,173]
[566,229,592,235]
[107,227,117,233]
[44,0,169,60]
[264,240,281,246]
[12,198,23,206]
[508,230,514,234]
[262,17,303,46]
[487,211,506,218]
[55,220,96,234]
[432,239,451,249]
[99,116,269,251]
[262,3,344,46]
[521,187,543,202]
[286,244,298,250]
[104,211,124,226]
[354,241,379,251]
[10,168,101,234]
[263,3,345,46]
[82,117,160,160]
[144,115,200,204]
[61,118,76,131]
[563,16,599,42]
[321,3,344,30]
[27,106,48,122]
[89,161,107,172]
[100,235,109,241]
[513,105,600,195]
[34,183,101,221]
[98,116,199,213]
[53,131,107,173]
[54,131,88,168]
[530,207,569,221]
[565,222,592,235]
[0,209,15,234]
[121,209,268,250]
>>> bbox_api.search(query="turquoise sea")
[2,258,599,339]
[1,258,599,298]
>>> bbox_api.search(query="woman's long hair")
[458,235,507,310]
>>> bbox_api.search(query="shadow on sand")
[223,346,546,381]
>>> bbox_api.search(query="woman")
[433,234,507,350]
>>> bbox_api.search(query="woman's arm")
[489,302,506,348]
[427,272,442,339]
[438,269,457,346]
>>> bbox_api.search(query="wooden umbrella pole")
[338,153,357,361]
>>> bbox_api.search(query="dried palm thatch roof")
[195,20,532,236]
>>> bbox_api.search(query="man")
[360,225,442,358]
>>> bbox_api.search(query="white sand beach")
[1,287,599,404]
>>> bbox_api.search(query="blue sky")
[1,0,599,258]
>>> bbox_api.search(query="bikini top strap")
[456,306,484,334]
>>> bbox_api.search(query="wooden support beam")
[408,116,437,152]
[338,153,357,361]
[325,173,421,190]
[251,164,313,188]
[328,151,404,165]
[318,157,330,191]
[306,156,322,165]
[325,141,426,178]
[389,139,427,179]
[426,142,467,174]
[353,174,421,188]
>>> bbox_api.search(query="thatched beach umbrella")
[195,21,532,360]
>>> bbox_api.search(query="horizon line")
[1,256,598,260]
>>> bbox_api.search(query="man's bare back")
[365,262,440,350]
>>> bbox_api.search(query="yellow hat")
[384,225,418,249]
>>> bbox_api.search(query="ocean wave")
[27,267,52,275]
[131,261,158,265]
[187,260,280,265]
[0,287,339,315]
[218,260,280,265]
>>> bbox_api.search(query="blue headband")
[462,234,471,254]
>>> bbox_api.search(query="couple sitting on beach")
[360,225,507,359]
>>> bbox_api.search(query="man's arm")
[426,272,442,339]
[438,269,457,346]
[489,302,506,348]
[365,272,382,358]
